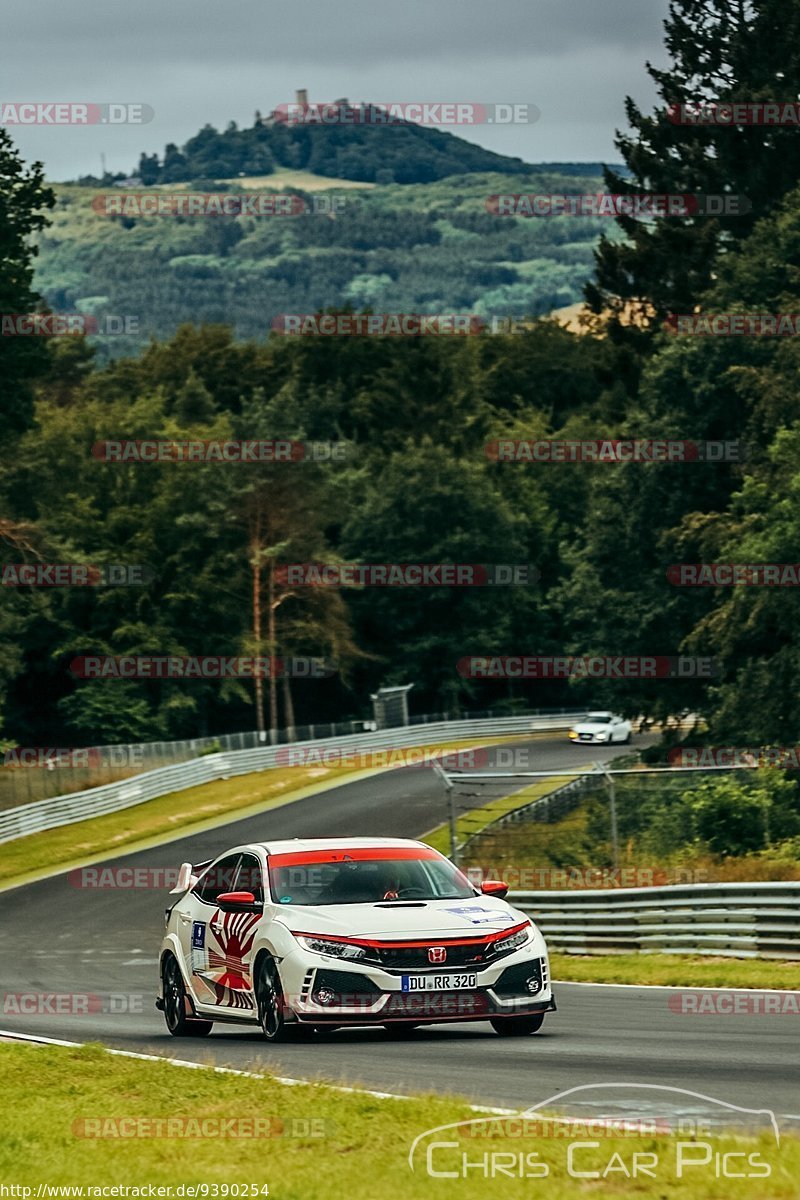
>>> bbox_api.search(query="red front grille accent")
[293,920,529,952]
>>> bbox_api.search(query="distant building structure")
[260,90,354,126]
[371,684,414,729]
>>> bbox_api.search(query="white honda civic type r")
[157,837,555,1040]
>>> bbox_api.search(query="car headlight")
[492,926,532,956]
[295,934,367,961]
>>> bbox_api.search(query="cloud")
[1,0,668,178]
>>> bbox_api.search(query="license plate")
[401,973,478,992]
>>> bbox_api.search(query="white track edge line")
[553,980,800,993]
[2,1030,798,1125]
[0,1029,515,1114]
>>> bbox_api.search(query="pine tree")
[174,368,217,423]
[587,0,800,348]
[0,131,55,434]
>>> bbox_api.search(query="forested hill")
[126,109,530,186]
[38,166,613,360]
[41,109,622,360]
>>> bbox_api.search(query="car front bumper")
[278,945,555,1025]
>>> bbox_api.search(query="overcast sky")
[1,0,670,181]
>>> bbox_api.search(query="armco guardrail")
[510,882,800,960]
[0,712,586,845]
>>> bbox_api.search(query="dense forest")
[3,0,800,752]
[35,167,611,360]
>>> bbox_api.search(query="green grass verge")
[0,764,368,890]
[459,792,800,884]
[422,777,568,854]
[551,953,800,989]
[1,1043,796,1198]
[0,735,544,891]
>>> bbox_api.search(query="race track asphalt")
[1,735,797,1127]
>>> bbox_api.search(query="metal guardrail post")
[0,712,589,844]
[508,882,800,960]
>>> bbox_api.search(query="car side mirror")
[216,890,261,913]
[481,880,509,899]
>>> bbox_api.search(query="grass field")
[237,168,375,191]
[421,777,568,854]
[459,795,800,885]
[138,169,376,192]
[551,953,800,989]
[0,1042,795,1199]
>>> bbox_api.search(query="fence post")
[598,762,620,871]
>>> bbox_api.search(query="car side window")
[235,853,264,903]
[195,853,242,905]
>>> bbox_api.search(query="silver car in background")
[569,712,632,744]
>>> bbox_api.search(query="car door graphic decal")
[206,909,261,1009]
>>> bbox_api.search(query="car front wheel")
[490,1013,545,1036]
[255,954,294,1042]
[162,954,213,1037]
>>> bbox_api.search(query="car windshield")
[586,714,612,723]
[268,852,476,906]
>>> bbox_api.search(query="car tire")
[624,731,632,744]
[162,954,213,1037]
[490,1013,545,1036]
[255,954,294,1043]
